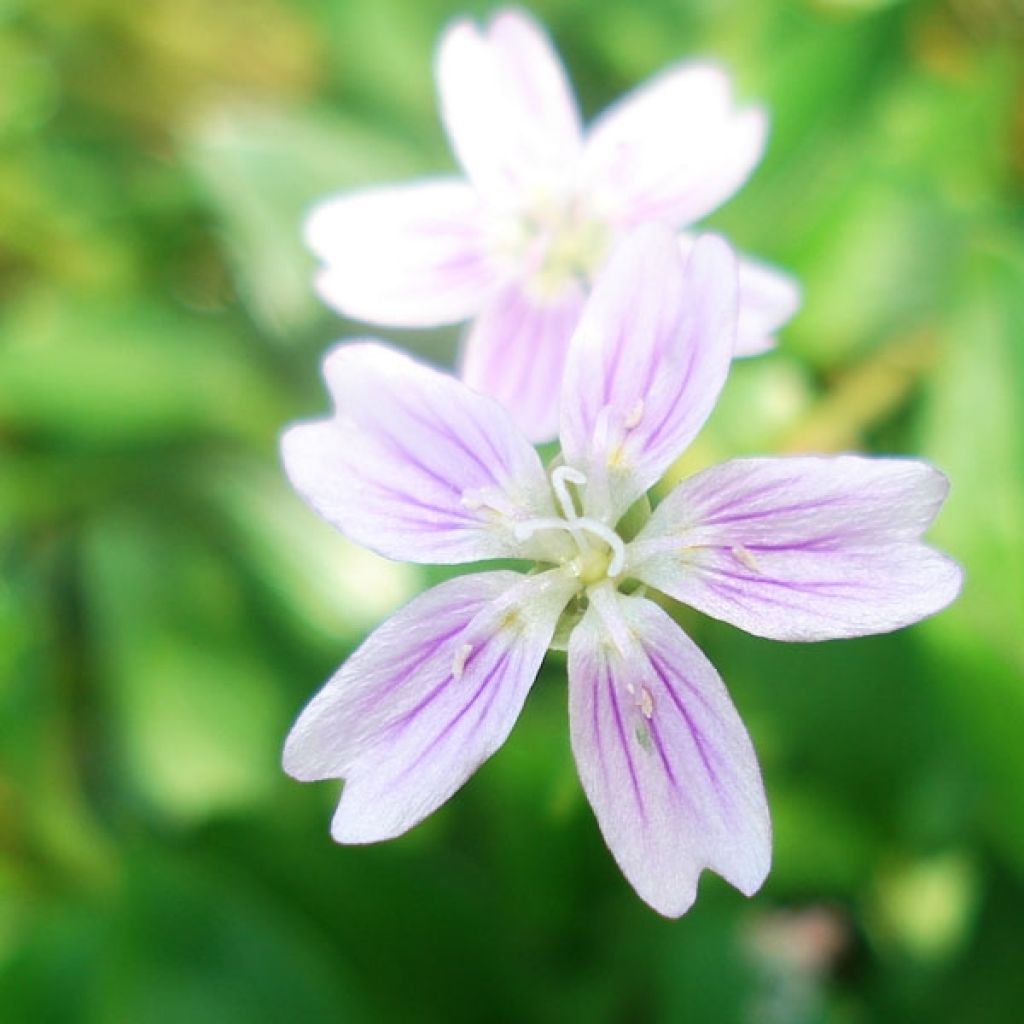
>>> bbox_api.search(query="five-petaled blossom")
[305,6,800,443]
[281,227,960,917]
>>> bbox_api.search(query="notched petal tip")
[281,340,557,565]
[304,182,494,327]
[643,846,771,919]
[286,571,572,846]
[580,61,769,227]
[568,595,772,917]
[435,1,581,201]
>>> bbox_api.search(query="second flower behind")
[305,7,800,442]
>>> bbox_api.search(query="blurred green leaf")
[184,105,424,338]
[196,458,418,646]
[919,237,1024,869]
[0,295,283,443]
[80,510,286,821]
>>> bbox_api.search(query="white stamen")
[624,399,645,430]
[451,643,473,682]
[551,465,587,523]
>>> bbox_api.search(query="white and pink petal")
[306,180,497,327]
[581,63,767,230]
[284,569,576,842]
[628,456,963,641]
[459,279,586,444]
[281,343,561,565]
[436,9,582,204]
[559,226,738,525]
[568,589,771,917]
[678,234,800,356]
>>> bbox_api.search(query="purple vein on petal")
[607,668,646,822]
[701,494,852,529]
[396,646,514,782]
[372,431,464,496]
[694,476,794,522]
[641,339,700,453]
[492,293,535,407]
[700,561,870,595]
[647,654,720,792]
[646,715,677,789]
[369,620,473,721]
[600,325,628,406]
[397,401,499,482]
[366,477,479,523]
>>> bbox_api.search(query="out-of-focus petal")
[306,180,497,327]
[559,226,738,525]
[436,9,582,203]
[281,343,564,565]
[628,456,963,641]
[568,588,771,917]
[284,570,575,842]
[679,234,800,356]
[459,279,586,444]
[581,63,767,229]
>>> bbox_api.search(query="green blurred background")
[1,0,1022,1020]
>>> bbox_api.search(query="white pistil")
[514,515,586,546]
[514,515,626,580]
[551,465,587,522]
[451,643,473,682]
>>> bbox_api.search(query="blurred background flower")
[0,1,1021,1021]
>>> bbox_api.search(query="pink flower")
[306,7,800,443]
[281,226,959,917]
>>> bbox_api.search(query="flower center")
[489,192,611,301]
[572,543,614,587]
[532,211,609,297]
[513,466,626,586]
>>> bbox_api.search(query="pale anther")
[624,399,645,430]
[451,643,473,682]
[639,686,654,719]
[461,486,517,520]
[731,544,763,574]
